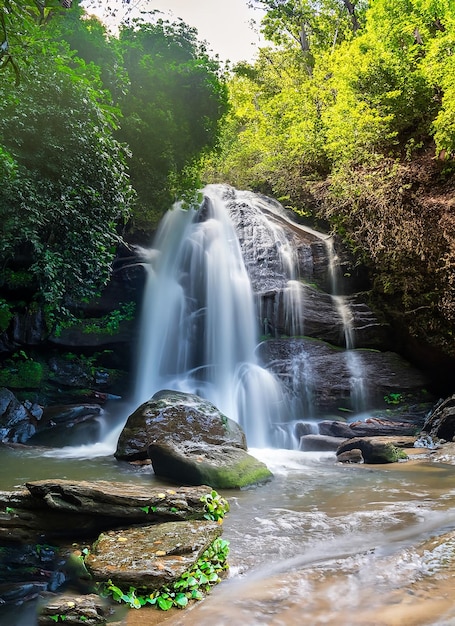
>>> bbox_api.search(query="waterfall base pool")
[3,446,455,626]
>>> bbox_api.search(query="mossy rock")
[148,441,273,489]
[336,436,410,464]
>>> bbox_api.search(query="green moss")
[197,455,273,489]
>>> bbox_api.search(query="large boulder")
[115,390,247,461]
[148,441,273,489]
[422,395,455,441]
[115,390,272,489]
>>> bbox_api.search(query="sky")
[85,0,266,63]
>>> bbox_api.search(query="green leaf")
[157,596,173,611]
[175,593,189,608]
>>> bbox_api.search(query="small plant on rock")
[99,537,229,611]
[200,490,230,522]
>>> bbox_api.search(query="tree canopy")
[0,0,228,321]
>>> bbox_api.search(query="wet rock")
[0,387,40,443]
[0,481,213,542]
[85,520,222,590]
[422,395,455,441]
[349,417,419,437]
[13,308,47,345]
[258,339,430,414]
[48,357,93,388]
[294,421,318,438]
[299,434,346,452]
[319,418,419,438]
[337,448,364,464]
[115,390,247,462]
[26,480,210,522]
[38,593,110,625]
[318,420,354,438]
[336,437,414,464]
[148,441,273,489]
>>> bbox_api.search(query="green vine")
[99,537,229,611]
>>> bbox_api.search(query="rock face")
[85,520,222,590]
[0,387,42,443]
[116,390,272,489]
[422,395,455,441]
[258,338,430,414]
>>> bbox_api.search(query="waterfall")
[134,186,285,448]
[325,237,368,412]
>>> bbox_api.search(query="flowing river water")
[3,185,455,624]
[4,445,455,626]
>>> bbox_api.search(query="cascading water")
[134,184,377,449]
[325,237,369,412]
[134,185,285,447]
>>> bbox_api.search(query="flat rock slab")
[0,481,215,542]
[149,441,273,489]
[26,480,210,520]
[85,520,222,590]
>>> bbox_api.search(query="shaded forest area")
[1,0,454,394]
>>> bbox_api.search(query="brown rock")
[337,448,364,464]
[85,520,222,590]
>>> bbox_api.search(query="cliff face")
[312,152,455,392]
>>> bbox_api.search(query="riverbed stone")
[115,390,247,462]
[336,437,413,463]
[337,448,364,463]
[0,481,214,542]
[85,520,222,590]
[38,594,110,625]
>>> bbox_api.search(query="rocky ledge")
[0,479,230,624]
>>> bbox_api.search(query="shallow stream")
[3,445,455,625]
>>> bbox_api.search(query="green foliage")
[100,537,229,610]
[0,31,134,315]
[200,490,230,522]
[208,0,455,196]
[115,19,229,228]
[384,392,403,405]
[0,352,44,388]
[0,298,13,332]
[54,302,136,337]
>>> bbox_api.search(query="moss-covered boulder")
[336,436,412,464]
[148,441,273,489]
